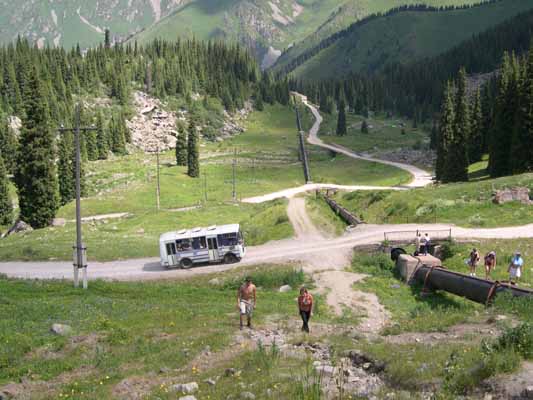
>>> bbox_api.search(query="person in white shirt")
[508,251,524,283]
[422,233,431,255]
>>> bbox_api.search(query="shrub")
[497,323,533,359]
[352,253,395,277]
[439,239,463,261]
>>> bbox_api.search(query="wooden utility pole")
[58,104,97,290]
[232,148,237,202]
[156,146,161,211]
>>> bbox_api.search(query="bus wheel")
[180,258,193,269]
[224,253,238,264]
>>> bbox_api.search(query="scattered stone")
[315,365,335,377]
[279,285,292,293]
[136,228,145,235]
[390,284,401,289]
[159,367,170,374]
[204,378,216,386]
[172,382,198,394]
[493,187,531,205]
[523,386,533,399]
[50,324,72,336]
[225,368,237,377]
[240,392,256,400]
[178,396,197,400]
[52,218,66,227]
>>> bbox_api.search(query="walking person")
[237,276,256,330]
[298,287,313,333]
[484,251,497,280]
[468,248,480,277]
[508,251,524,284]
[415,233,422,255]
[423,233,431,255]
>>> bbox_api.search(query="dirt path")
[287,197,323,240]
[301,97,433,188]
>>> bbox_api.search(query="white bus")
[159,224,245,269]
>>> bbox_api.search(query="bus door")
[207,237,219,262]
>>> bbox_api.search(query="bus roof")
[159,224,240,242]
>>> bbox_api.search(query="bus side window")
[166,242,177,255]
[192,237,207,250]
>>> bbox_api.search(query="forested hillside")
[0,37,291,228]
[279,0,533,79]
[289,6,533,121]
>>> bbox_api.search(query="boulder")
[178,396,197,400]
[3,220,33,237]
[208,278,221,286]
[240,392,256,400]
[279,285,292,293]
[523,386,533,399]
[172,382,198,394]
[50,324,72,336]
[52,218,66,227]
[493,187,531,205]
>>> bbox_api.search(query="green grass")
[290,0,533,79]
[305,195,347,237]
[335,172,533,227]
[0,265,342,399]
[0,104,409,261]
[318,111,429,153]
[350,251,482,334]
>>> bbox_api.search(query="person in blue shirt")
[508,251,524,283]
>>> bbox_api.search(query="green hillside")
[273,0,482,72]
[288,0,533,79]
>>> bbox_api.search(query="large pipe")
[413,265,533,304]
[395,254,533,304]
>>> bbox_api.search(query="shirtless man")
[237,276,256,330]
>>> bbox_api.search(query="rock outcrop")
[493,187,531,205]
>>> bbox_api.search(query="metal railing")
[384,229,452,243]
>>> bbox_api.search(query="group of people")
[237,277,314,332]
[467,248,524,283]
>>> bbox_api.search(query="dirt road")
[303,98,433,188]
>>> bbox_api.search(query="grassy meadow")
[333,172,533,227]
[0,104,409,261]
[0,265,348,400]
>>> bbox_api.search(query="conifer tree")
[446,67,470,182]
[469,89,484,163]
[187,119,200,178]
[96,112,109,160]
[489,53,517,177]
[429,121,438,150]
[175,121,187,166]
[110,114,126,155]
[14,66,59,228]
[255,94,264,111]
[514,42,533,173]
[0,153,12,226]
[436,82,455,182]
[86,128,99,161]
[336,98,347,136]
[361,120,369,134]
[0,119,18,174]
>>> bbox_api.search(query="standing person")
[508,251,524,284]
[298,287,313,333]
[468,248,480,277]
[423,233,431,255]
[484,251,497,280]
[415,233,422,255]
[237,276,256,330]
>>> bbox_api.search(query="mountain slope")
[0,0,189,49]
[286,0,533,80]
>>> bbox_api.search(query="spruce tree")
[436,82,455,182]
[96,112,109,160]
[86,128,99,161]
[468,89,484,163]
[175,121,187,166]
[515,42,533,173]
[57,130,75,205]
[429,121,438,151]
[110,114,126,155]
[446,68,470,182]
[0,119,18,174]
[489,53,516,177]
[336,98,347,136]
[0,153,12,226]
[14,66,59,228]
[361,120,369,134]
[187,119,200,178]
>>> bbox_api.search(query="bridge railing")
[383,229,452,243]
